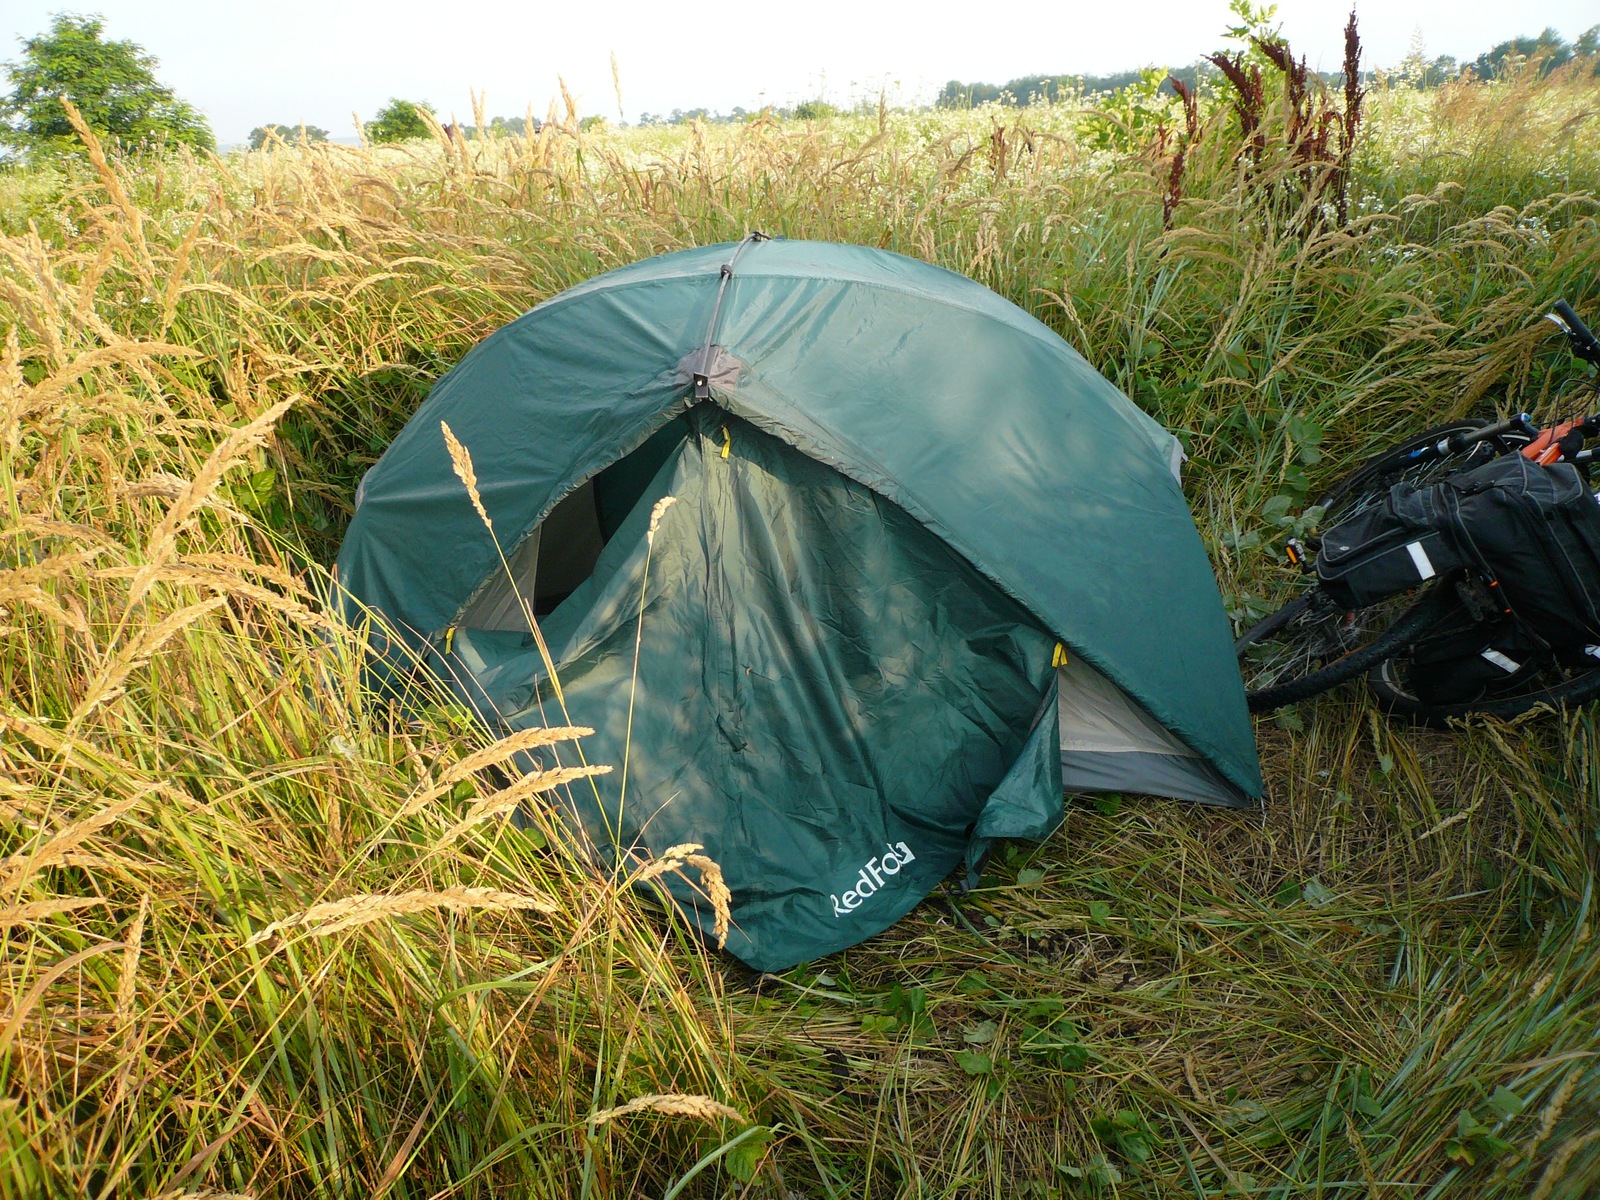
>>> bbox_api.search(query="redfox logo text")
[831,842,917,917]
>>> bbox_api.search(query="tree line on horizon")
[935,25,1599,109]
[2,12,1597,159]
[587,24,1600,128]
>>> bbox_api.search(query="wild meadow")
[2,52,1600,1199]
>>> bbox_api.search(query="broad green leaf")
[955,1050,992,1075]
[955,971,993,995]
[1301,877,1336,908]
[725,1127,774,1183]
[1488,1086,1525,1118]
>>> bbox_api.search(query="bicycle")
[1234,298,1600,720]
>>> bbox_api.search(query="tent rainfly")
[336,236,1263,971]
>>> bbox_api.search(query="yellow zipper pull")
[720,425,731,459]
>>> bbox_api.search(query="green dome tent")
[337,236,1262,970]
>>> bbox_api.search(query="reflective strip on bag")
[1480,648,1521,674]
[1406,540,1436,580]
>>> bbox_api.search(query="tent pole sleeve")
[694,231,770,399]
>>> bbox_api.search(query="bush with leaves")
[0,14,213,159]
[365,98,434,144]
[248,122,329,150]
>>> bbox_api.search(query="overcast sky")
[2,1,1596,144]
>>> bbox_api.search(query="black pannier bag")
[1316,486,1471,609]
[1400,614,1554,705]
[1445,455,1600,646]
[1316,454,1600,647]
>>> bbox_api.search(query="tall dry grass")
[1,65,1599,1197]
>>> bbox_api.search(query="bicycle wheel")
[1368,650,1600,724]
[1233,419,1527,712]
[1313,419,1529,527]
[1237,584,1450,711]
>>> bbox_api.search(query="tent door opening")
[458,414,691,629]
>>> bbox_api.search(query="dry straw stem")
[0,941,122,1055]
[441,420,490,528]
[590,1093,746,1126]
[126,395,299,611]
[400,724,594,814]
[245,886,558,947]
[0,714,206,816]
[633,842,732,949]
[0,793,145,890]
[73,596,229,720]
[432,763,614,848]
[0,895,106,928]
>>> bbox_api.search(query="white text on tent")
[831,842,917,917]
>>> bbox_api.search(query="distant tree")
[1425,55,1460,86]
[248,122,328,149]
[792,99,837,120]
[1572,25,1600,74]
[483,114,539,136]
[938,69,1196,109]
[365,98,434,143]
[1469,27,1573,78]
[938,79,1000,107]
[0,14,213,159]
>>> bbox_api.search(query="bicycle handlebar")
[1550,300,1600,368]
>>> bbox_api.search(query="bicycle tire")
[1233,419,1528,712]
[1313,419,1521,524]
[1240,585,1451,712]
[1367,652,1600,725]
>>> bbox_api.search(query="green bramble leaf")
[725,1126,774,1183]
